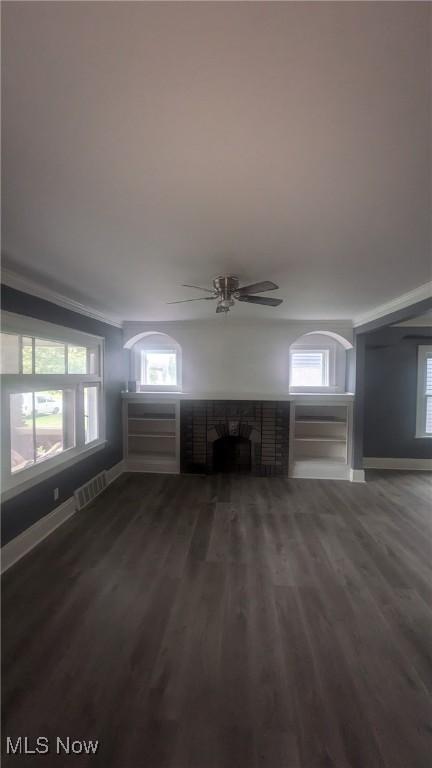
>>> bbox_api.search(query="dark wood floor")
[2,471,432,767]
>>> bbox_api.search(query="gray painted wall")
[1,285,127,544]
[363,326,432,460]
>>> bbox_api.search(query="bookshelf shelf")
[291,402,351,479]
[124,398,180,473]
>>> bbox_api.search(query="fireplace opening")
[213,436,251,474]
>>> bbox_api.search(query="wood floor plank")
[2,471,432,767]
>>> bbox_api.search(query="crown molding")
[3,267,430,332]
[353,282,432,328]
[1,268,123,328]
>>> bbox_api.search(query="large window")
[416,346,432,438]
[1,313,105,498]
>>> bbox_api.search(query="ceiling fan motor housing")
[213,275,240,298]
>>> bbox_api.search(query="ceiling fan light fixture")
[219,297,235,309]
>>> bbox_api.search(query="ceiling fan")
[167,275,283,314]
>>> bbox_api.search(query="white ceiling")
[2,1,431,321]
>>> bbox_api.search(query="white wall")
[123,319,354,395]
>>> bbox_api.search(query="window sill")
[414,433,432,439]
[138,386,181,393]
[289,387,343,395]
[2,440,108,502]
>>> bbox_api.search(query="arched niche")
[299,330,353,351]
[125,331,182,391]
[289,331,352,392]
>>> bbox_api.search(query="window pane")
[84,386,99,443]
[68,345,87,374]
[35,390,74,464]
[426,397,432,434]
[35,339,66,374]
[1,333,20,373]
[10,392,35,473]
[144,352,177,386]
[22,336,33,373]
[426,357,432,394]
[291,351,328,387]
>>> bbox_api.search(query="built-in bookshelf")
[124,398,180,473]
[290,400,351,480]
[122,392,354,479]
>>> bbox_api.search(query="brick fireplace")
[180,400,290,476]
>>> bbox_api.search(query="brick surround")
[180,400,290,476]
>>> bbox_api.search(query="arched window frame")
[125,332,182,392]
[289,331,352,394]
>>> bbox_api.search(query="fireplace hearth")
[180,400,290,476]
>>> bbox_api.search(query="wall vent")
[74,471,107,511]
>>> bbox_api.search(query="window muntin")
[1,313,104,496]
[290,350,329,388]
[10,392,35,473]
[142,350,177,387]
[416,346,432,438]
[88,348,99,375]
[84,385,99,444]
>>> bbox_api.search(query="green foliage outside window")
[21,342,88,375]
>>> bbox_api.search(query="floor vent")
[74,471,107,511]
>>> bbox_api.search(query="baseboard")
[1,459,127,575]
[106,459,126,485]
[350,469,366,483]
[1,497,76,574]
[290,460,350,481]
[363,457,432,471]
[125,456,179,474]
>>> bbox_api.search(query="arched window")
[289,331,352,393]
[125,332,182,391]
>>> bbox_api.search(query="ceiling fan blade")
[237,295,283,307]
[181,283,215,294]
[167,296,216,304]
[237,280,279,295]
